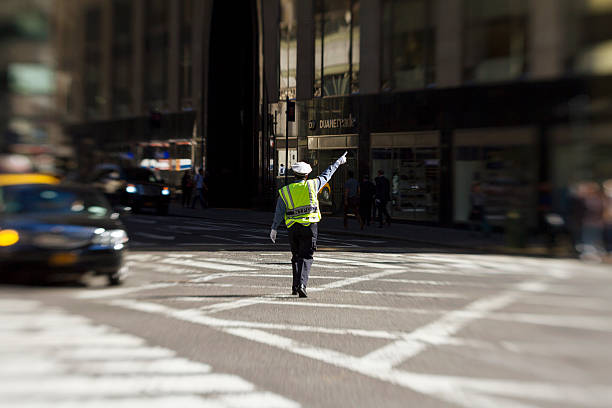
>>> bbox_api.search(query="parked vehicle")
[0,174,128,285]
[91,165,171,215]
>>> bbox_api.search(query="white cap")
[291,161,312,175]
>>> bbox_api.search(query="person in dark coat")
[181,170,194,208]
[375,169,391,227]
[359,174,376,227]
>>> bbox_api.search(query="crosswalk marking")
[0,299,299,408]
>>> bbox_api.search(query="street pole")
[285,95,289,185]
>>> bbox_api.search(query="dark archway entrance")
[206,0,258,207]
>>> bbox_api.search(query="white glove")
[269,229,277,243]
[337,151,348,165]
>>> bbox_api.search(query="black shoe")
[291,287,297,295]
[297,286,307,298]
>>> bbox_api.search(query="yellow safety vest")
[278,179,321,228]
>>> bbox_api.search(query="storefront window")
[567,0,612,74]
[463,0,527,83]
[280,0,297,100]
[314,0,360,97]
[371,133,440,222]
[381,0,435,91]
[453,129,537,227]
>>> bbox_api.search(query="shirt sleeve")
[271,196,286,230]
[315,157,343,192]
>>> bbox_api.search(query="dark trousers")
[181,187,193,207]
[360,201,372,225]
[287,222,318,289]
[377,199,391,226]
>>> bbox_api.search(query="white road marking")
[75,282,177,299]
[160,257,256,272]
[361,280,548,367]
[109,299,401,339]
[223,327,612,408]
[0,299,299,407]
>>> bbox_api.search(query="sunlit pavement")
[1,214,612,407]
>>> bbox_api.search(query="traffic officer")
[269,152,347,297]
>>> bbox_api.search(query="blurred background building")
[2,0,611,228]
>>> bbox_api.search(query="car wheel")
[107,265,127,286]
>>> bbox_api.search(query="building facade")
[56,0,612,225]
[267,0,612,227]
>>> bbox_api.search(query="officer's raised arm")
[316,151,348,192]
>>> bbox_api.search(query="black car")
[0,180,128,285]
[91,166,171,215]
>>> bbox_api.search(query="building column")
[435,0,462,87]
[101,0,112,118]
[132,0,144,116]
[168,0,180,112]
[529,0,563,79]
[359,0,380,95]
[263,0,279,104]
[296,0,313,101]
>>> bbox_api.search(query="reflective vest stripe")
[279,180,321,228]
[283,186,295,209]
[279,186,291,209]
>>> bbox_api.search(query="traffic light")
[287,101,295,122]
[149,110,162,129]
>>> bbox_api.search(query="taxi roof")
[0,173,60,187]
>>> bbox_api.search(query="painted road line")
[160,257,256,272]
[109,299,401,339]
[223,327,612,408]
[361,279,549,368]
[315,255,405,269]
[74,282,178,299]
[0,299,299,407]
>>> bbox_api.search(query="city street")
[2,213,612,407]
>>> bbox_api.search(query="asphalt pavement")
[1,213,611,407]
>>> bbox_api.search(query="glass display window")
[453,128,537,226]
[371,132,440,221]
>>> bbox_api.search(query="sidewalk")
[169,203,558,256]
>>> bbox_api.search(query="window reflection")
[280,0,297,100]
[381,0,435,91]
[314,0,360,97]
[463,0,527,83]
[568,0,612,74]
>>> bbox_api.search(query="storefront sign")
[308,114,356,131]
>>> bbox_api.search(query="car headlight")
[0,229,19,247]
[126,184,137,193]
[161,187,170,196]
[92,228,129,250]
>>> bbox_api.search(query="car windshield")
[0,185,111,217]
[123,168,160,183]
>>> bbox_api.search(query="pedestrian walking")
[269,152,347,297]
[359,174,375,227]
[343,170,363,229]
[374,169,391,227]
[191,168,207,209]
[181,170,194,208]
